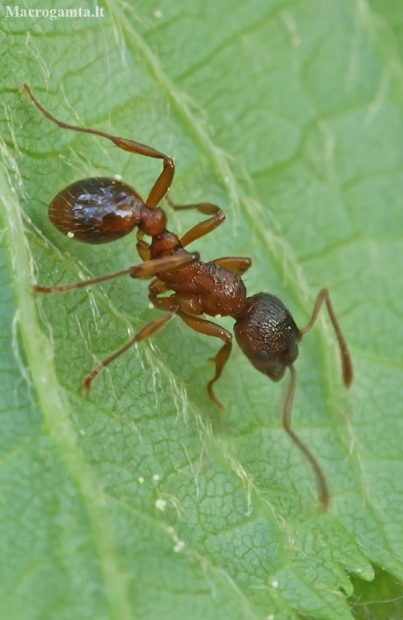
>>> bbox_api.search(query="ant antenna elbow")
[299,288,353,389]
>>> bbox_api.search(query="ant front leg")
[178,312,232,409]
[148,287,230,406]
[149,285,204,316]
[165,194,226,247]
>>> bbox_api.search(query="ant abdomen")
[49,177,144,243]
[234,293,300,381]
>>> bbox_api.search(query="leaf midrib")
[0,141,136,620]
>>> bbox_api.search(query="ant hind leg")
[84,311,177,391]
[21,84,174,210]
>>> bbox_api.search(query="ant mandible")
[22,84,353,511]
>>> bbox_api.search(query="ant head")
[234,293,300,381]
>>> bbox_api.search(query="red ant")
[22,84,353,511]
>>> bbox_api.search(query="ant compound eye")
[254,350,271,362]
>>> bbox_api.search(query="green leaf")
[1,0,403,618]
[350,567,403,620]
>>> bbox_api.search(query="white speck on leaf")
[155,499,166,511]
[174,540,185,552]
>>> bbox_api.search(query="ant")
[22,84,353,511]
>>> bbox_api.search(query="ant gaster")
[22,85,353,511]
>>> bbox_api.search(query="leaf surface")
[1,0,403,618]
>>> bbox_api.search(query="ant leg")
[33,252,199,293]
[149,271,205,315]
[148,278,168,298]
[178,311,232,409]
[299,288,353,387]
[150,289,204,316]
[165,194,225,247]
[84,311,176,391]
[136,239,151,262]
[148,288,230,405]
[21,84,174,208]
[148,278,204,316]
[128,251,200,280]
[283,366,330,511]
[148,282,232,403]
[210,256,252,276]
